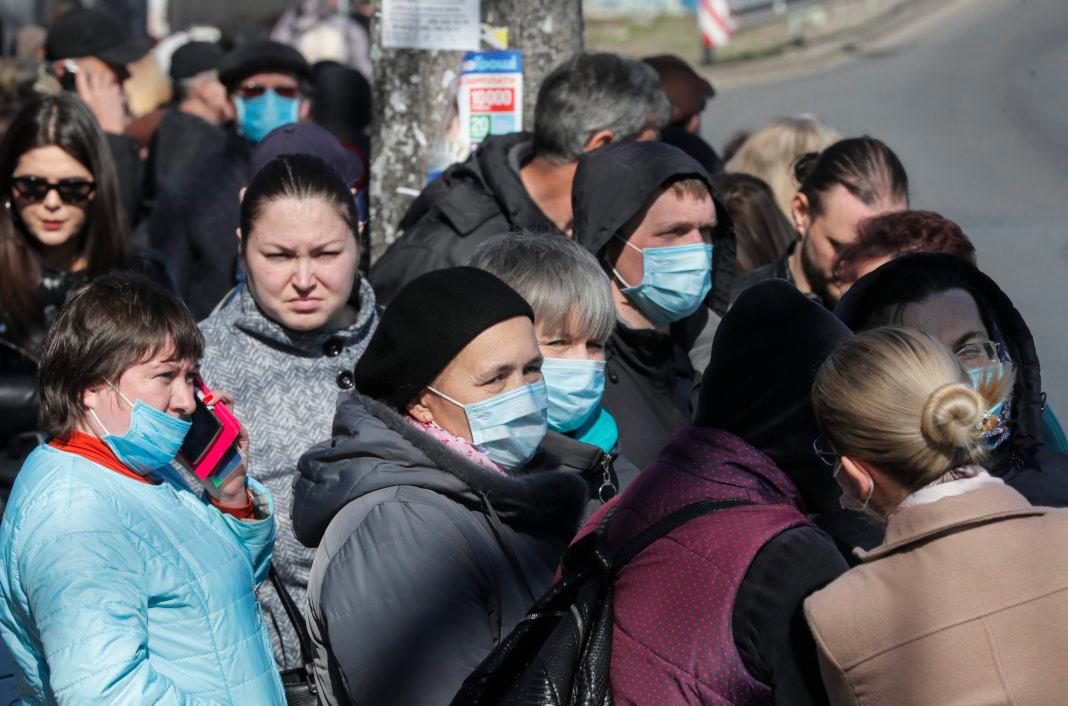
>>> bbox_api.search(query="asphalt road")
[702,0,1068,409]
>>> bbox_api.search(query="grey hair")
[175,69,219,101]
[470,232,616,344]
[532,52,670,164]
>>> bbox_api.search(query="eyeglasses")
[11,176,95,205]
[954,340,1002,369]
[813,435,839,467]
[237,83,300,99]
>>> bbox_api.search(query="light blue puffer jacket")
[0,444,286,705]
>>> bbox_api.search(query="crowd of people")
[0,3,1066,705]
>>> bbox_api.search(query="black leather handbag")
[268,565,320,706]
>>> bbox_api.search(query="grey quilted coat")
[199,278,378,669]
[292,392,588,706]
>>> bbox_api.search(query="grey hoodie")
[292,392,587,706]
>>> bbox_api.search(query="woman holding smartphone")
[0,273,284,704]
[0,94,172,487]
[198,152,379,670]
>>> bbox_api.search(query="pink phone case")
[191,382,241,482]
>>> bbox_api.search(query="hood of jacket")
[571,140,737,316]
[217,276,378,357]
[292,391,588,547]
[398,132,558,238]
[835,252,1045,452]
[695,279,852,513]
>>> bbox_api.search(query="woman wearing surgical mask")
[806,327,1068,705]
[0,273,284,704]
[471,232,641,515]
[198,152,378,671]
[290,267,587,706]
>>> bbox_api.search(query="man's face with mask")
[895,287,1012,448]
[792,184,904,307]
[230,72,307,143]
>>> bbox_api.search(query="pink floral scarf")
[405,416,503,474]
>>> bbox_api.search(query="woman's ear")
[406,389,436,425]
[81,381,108,412]
[839,456,875,498]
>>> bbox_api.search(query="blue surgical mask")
[541,358,605,434]
[968,361,1012,449]
[89,384,191,476]
[612,238,714,325]
[234,90,301,143]
[429,381,549,470]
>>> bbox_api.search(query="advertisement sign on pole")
[457,50,523,151]
[382,0,481,51]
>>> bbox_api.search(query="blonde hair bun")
[921,382,984,449]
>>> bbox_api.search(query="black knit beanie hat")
[354,267,534,411]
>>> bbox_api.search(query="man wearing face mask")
[290,267,587,706]
[572,140,737,468]
[145,39,310,319]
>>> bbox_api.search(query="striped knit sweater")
[199,278,378,669]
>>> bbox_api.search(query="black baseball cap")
[169,41,224,82]
[45,7,151,65]
[218,40,310,92]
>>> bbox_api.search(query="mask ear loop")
[859,471,875,511]
[427,386,464,409]
[834,462,876,512]
[87,408,112,438]
[105,380,135,409]
[609,235,644,289]
[86,380,132,438]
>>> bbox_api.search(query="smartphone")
[59,60,79,92]
[179,378,243,487]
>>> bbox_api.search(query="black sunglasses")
[11,176,95,205]
[237,83,300,100]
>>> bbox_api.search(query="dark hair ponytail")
[0,93,129,343]
[239,153,358,247]
[795,136,908,217]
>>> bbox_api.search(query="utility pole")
[368,0,584,261]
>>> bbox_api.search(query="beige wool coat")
[804,483,1068,705]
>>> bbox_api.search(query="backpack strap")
[604,497,752,572]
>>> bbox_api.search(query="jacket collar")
[362,395,586,537]
[293,392,588,546]
[437,132,558,236]
[607,320,676,389]
[232,276,378,355]
[858,484,1046,562]
[540,430,613,476]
